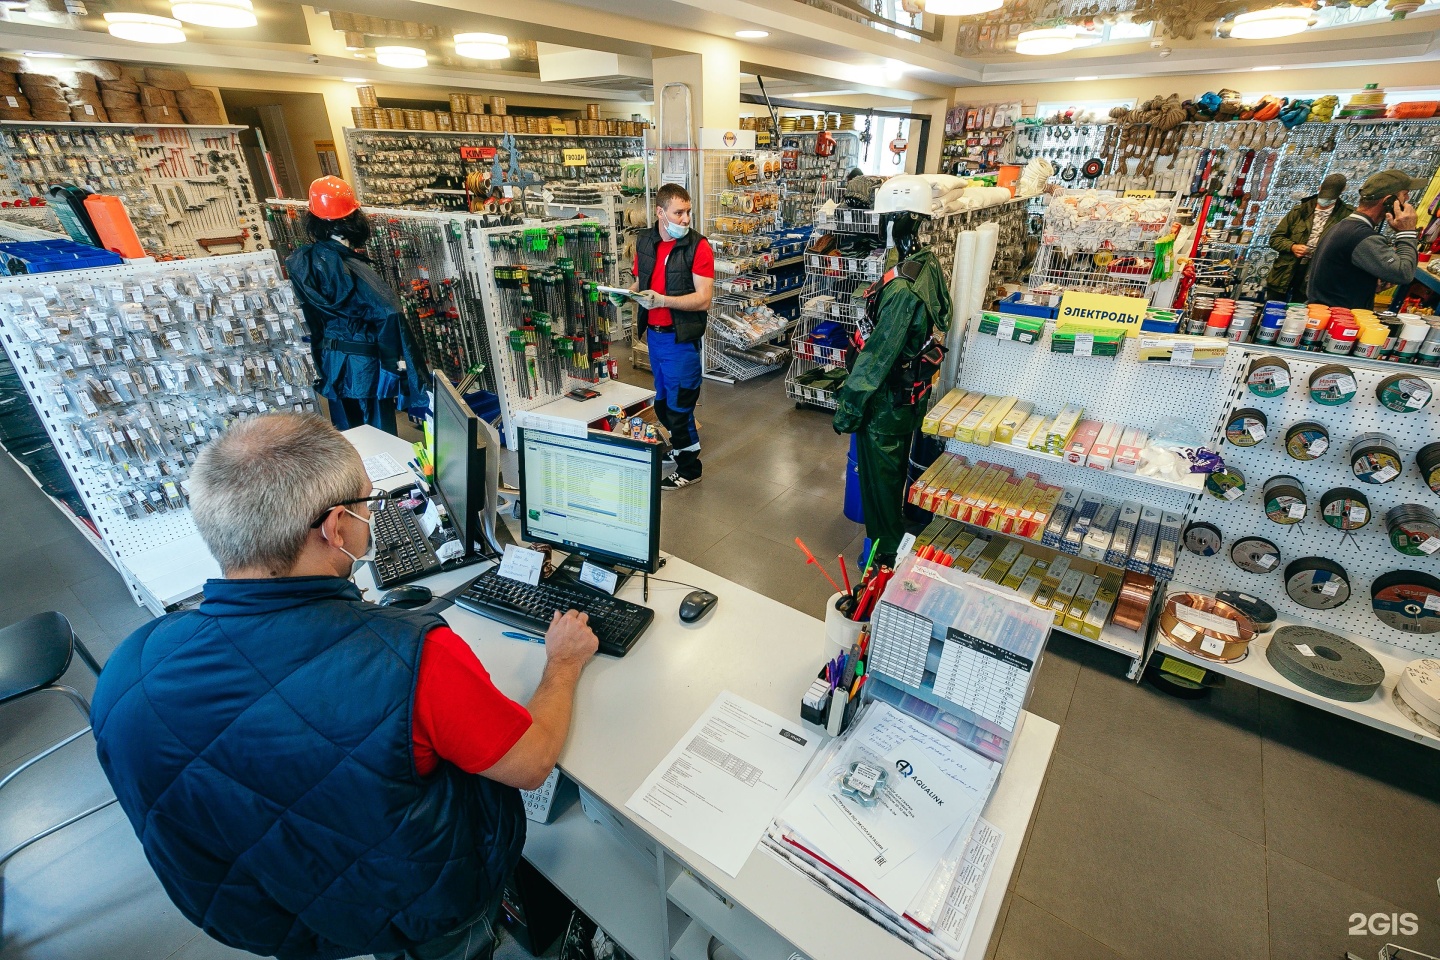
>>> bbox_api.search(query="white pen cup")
[825,592,865,658]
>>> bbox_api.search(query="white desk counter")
[360,428,1059,960]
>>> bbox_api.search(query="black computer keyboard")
[370,503,441,588]
[456,567,654,658]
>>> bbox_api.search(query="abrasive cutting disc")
[1266,625,1384,702]
[1284,557,1350,609]
[1232,536,1281,574]
[1397,658,1440,729]
[1371,570,1440,633]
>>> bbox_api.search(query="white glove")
[633,290,665,311]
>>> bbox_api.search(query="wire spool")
[1246,355,1291,398]
[1183,521,1223,556]
[1307,363,1357,406]
[1284,556,1351,609]
[1384,504,1440,556]
[1376,373,1433,412]
[1417,442,1440,496]
[1263,475,1307,525]
[1205,466,1246,501]
[1319,487,1371,531]
[1266,625,1385,702]
[1371,571,1440,634]
[1231,536,1281,574]
[1111,571,1157,632]
[1285,421,1330,461]
[1394,658,1440,734]
[1350,432,1402,485]
[1216,589,1277,632]
[1224,408,1268,447]
[1159,592,1256,662]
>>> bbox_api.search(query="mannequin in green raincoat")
[833,182,951,566]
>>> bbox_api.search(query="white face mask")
[1317,199,1335,209]
[332,506,376,577]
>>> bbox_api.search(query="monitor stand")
[550,551,636,594]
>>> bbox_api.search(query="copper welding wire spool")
[1111,571,1158,632]
[1159,592,1256,662]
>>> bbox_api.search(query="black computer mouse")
[679,589,718,623]
[381,584,433,609]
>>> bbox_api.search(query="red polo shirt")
[634,237,715,329]
[413,626,532,777]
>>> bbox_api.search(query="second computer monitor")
[517,427,661,575]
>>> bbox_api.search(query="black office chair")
[0,611,117,867]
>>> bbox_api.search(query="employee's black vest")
[636,227,708,344]
[1308,215,1382,309]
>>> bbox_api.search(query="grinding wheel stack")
[0,56,28,121]
[1266,625,1385,702]
[1394,659,1440,736]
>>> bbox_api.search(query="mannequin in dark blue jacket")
[287,177,426,434]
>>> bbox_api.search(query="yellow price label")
[549,119,567,135]
[1056,290,1148,334]
[1123,189,1157,198]
[562,148,588,166]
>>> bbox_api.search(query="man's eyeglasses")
[310,489,387,528]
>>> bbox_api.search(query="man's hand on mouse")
[546,610,598,666]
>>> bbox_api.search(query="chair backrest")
[0,611,75,706]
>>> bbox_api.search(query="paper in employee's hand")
[627,691,819,877]
[776,702,998,912]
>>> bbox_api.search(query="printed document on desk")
[775,702,999,913]
[626,691,819,877]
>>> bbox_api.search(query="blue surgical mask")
[664,219,687,240]
[1317,198,1335,209]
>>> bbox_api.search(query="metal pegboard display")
[1177,344,1440,659]
[0,251,314,609]
[264,201,496,393]
[0,123,263,259]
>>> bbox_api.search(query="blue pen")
[502,631,545,645]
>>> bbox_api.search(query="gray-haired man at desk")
[90,412,598,960]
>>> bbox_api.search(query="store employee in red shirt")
[91,412,596,960]
[630,183,715,489]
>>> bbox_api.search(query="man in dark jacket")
[91,413,598,960]
[287,177,426,435]
[1265,174,1352,303]
[1308,168,1424,310]
[630,183,714,490]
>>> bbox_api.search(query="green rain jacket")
[833,248,952,435]
[1266,195,1354,297]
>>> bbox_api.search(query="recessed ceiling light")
[375,45,427,68]
[735,29,769,38]
[342,77,368,82]
[1253,64,1282,70]
[170,0,255,28]
[453,32,509,59]
[1015,26,1079,55]
[104,12,186,43]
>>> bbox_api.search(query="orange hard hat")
[308,176,360,220]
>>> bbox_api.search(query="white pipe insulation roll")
[941,229,979,391]
[969,222,999,321]
[959,186,1015,210]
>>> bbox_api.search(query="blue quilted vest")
[91,576,525,960]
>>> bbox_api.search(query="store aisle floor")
[2,351,1440,960]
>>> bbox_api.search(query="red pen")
[838,554,853,594]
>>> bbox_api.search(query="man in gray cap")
[1265,173,1353,303]
[1308,168,1424,309]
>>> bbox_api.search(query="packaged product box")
[1080,503,1119,561]
[1153,511,1184,578]
[954,535,991,572]
[1042,488,1081,548]
[909,455,954,507]
[1113,426,1148,472]
[922,389,970,434]
[1129,507,1163,572]
[975,396,1018,446]
[1001,552,1038,591]
[1011,411,1046,448]
[937,391,985,437]
[1105,501,1143,568]
[1062,492,1105,554]
[940,531,975,564]
[1045,404,1084,455]
[955,396,1000,444]
[1065,574,1102,632]
[968,538,1011,580]
[983,540,1025,584]
[1024,484,1064,539]
[1040,554,1072,592]
[1064,419,1103,466]
[1027,417,1055,452]
[1087,421,1122,470]
[996,401,1035,444]
[1052,569,1085,623]
[1084,571,1125,639]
